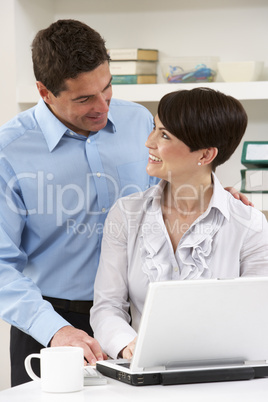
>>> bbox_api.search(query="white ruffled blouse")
[91,174,268,359]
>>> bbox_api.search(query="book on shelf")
[241,141,268,168]
[240,169,268,193]
[112,74,157,85]
[108,48,158,61]
[110,61,157,75]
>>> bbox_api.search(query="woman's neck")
[162,173,214,216]
[161,172,214,252]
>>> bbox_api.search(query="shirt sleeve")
[240,209,268,276]
[0,164,71,346]
[90,201,137,359]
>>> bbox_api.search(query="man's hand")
[121,337,137,360]
[50,325,107,365]
[224,187,254,207]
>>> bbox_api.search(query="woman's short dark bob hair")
[157,87,248,171]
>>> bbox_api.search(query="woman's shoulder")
[213,174,266,230]
[227,192,267,232]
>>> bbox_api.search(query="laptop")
[96,277,268,386]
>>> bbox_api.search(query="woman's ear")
[199,147,218,166]
[36,81,53,104]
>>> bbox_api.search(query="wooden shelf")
[17,81,268,104]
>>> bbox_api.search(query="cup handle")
[24,353,41,381]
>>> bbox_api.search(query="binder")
[241,141,268,168]
[240,168,268,193]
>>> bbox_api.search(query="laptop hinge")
[166,358,245,370]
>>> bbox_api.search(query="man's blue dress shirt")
[0,98,158,346]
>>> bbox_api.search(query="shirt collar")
[107,108,116,133]
[35,99,67,152]
[146,180,166,212]
[208,172,230,220]
[146,173,230,220]
[35,98,116,152]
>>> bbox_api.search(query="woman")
[90,88,268,360]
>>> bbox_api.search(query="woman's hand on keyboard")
[121,337,137,360]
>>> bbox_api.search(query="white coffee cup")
[24,346,84,393]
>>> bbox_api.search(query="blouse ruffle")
[140,198,225,282]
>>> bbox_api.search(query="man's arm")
[0,165,106,364]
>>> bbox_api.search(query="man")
[0,19,249,386]
[0,19,158,386]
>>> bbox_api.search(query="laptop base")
[96,362,268,386]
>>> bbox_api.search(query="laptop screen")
[130,278,268,372]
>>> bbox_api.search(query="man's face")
[42,62,112,136]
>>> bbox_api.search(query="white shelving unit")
[114,81,268,102]
[17,81,268,104]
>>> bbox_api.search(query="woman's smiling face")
[145,115,201,182]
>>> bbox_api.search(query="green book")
[241,141,268,168]
[240,168,268,193]
[112,75,157,85]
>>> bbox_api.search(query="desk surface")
[1,377,268,402]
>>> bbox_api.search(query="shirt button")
[87,138,91,143]
[97,172,101,178]
[102,208,106,213]
[174,266,179,272]
[70,131,74,136]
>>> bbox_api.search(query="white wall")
[53,0,268,79]
[0,321,10,391]
[0,0,16,390]
[0,0,17,126]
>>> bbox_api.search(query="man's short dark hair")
[158,88,248,171]
[31,19,110,96]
